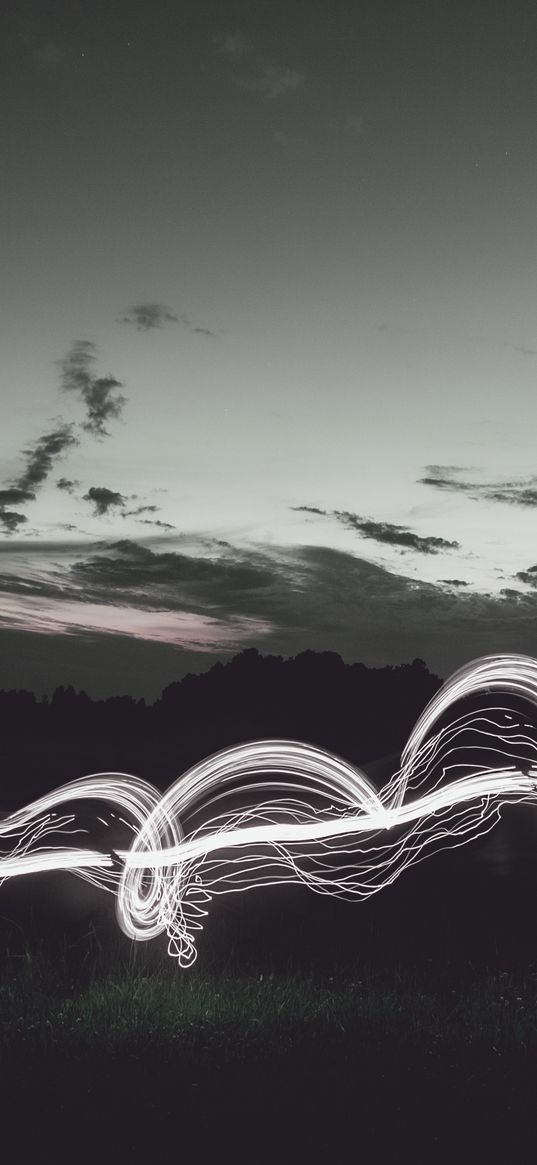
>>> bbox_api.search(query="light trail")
[2,653,537,965]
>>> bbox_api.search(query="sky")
[3,0,537,698]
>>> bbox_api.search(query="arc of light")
[1,654,537,964]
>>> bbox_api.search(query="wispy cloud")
[235,64,305,100]
[139,519,175,530]
[118,303,179,331]
[0,421,78,536]
[215,30,305,102]
[118,303,218,338]
[214,31,252,58]
[125,504,159,517]
[16,423,79,492]
[191,325,218,338]
[419,464,537,506]
[59,341,127,438]
[292,505,460,554]
[334,511,459,554]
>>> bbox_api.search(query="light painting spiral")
[2,653,537,966]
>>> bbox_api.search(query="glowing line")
[2,653,537,965]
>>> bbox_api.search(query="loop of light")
[1,653,537,965]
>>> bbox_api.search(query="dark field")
[1,818,537,1164]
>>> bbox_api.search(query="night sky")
[3,0,537,697]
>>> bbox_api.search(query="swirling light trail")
[2,653,537,965]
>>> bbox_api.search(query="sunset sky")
[3,0,537,697]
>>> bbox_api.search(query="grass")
[1,922,537,1159]
[2,929,537,1063]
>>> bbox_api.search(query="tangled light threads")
[2,654,537,965]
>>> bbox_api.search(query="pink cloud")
[0,593,273,651]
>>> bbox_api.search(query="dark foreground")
[1,933,537,1161]
[2,820,537,1162]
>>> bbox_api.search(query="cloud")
[214,32,252,57]
[418,465,537,506]
[236,64,305,100]
[139,519,175,530]
[6,536,537,692]
[438,579,468,587]
[334,512,460,554]
[118,304,218,339]
[0,488,36,507]
[292,505,459,554]
[0,512,27,534]
[191,326,218,338]
[514,566,537,586]
[0,424,77,536]
[82,487,127,517]
[217,28,305,103]
[16,423,79,491]
[59,341,127,438]
[125,505,159,516]
[504,343,537,358]
[66,539,277,608]
[56,478,79,494]
[118,303,179,331]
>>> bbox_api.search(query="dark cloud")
[293,505,458,553]
[0,485,35,536]
[438,579,468,587]
[67,539,276,607]
[0,511,27,534]
[125,505,160,516]
[118,304,217,339]
[82,376,126,438]
[16,423,79,491]
[118,303,179,331]
[514,566,537,586]
[333,512,459,554]
[0,488,36,507]
[59,341,126,438]
[418,475,472,493]
[82,487,127,517]
[139,519,175,530]
[56,478,79,494]
[419,465,537,506]
[5,537,537,694]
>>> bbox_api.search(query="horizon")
[0,643,442,703]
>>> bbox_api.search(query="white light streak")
[2,653,537,966]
